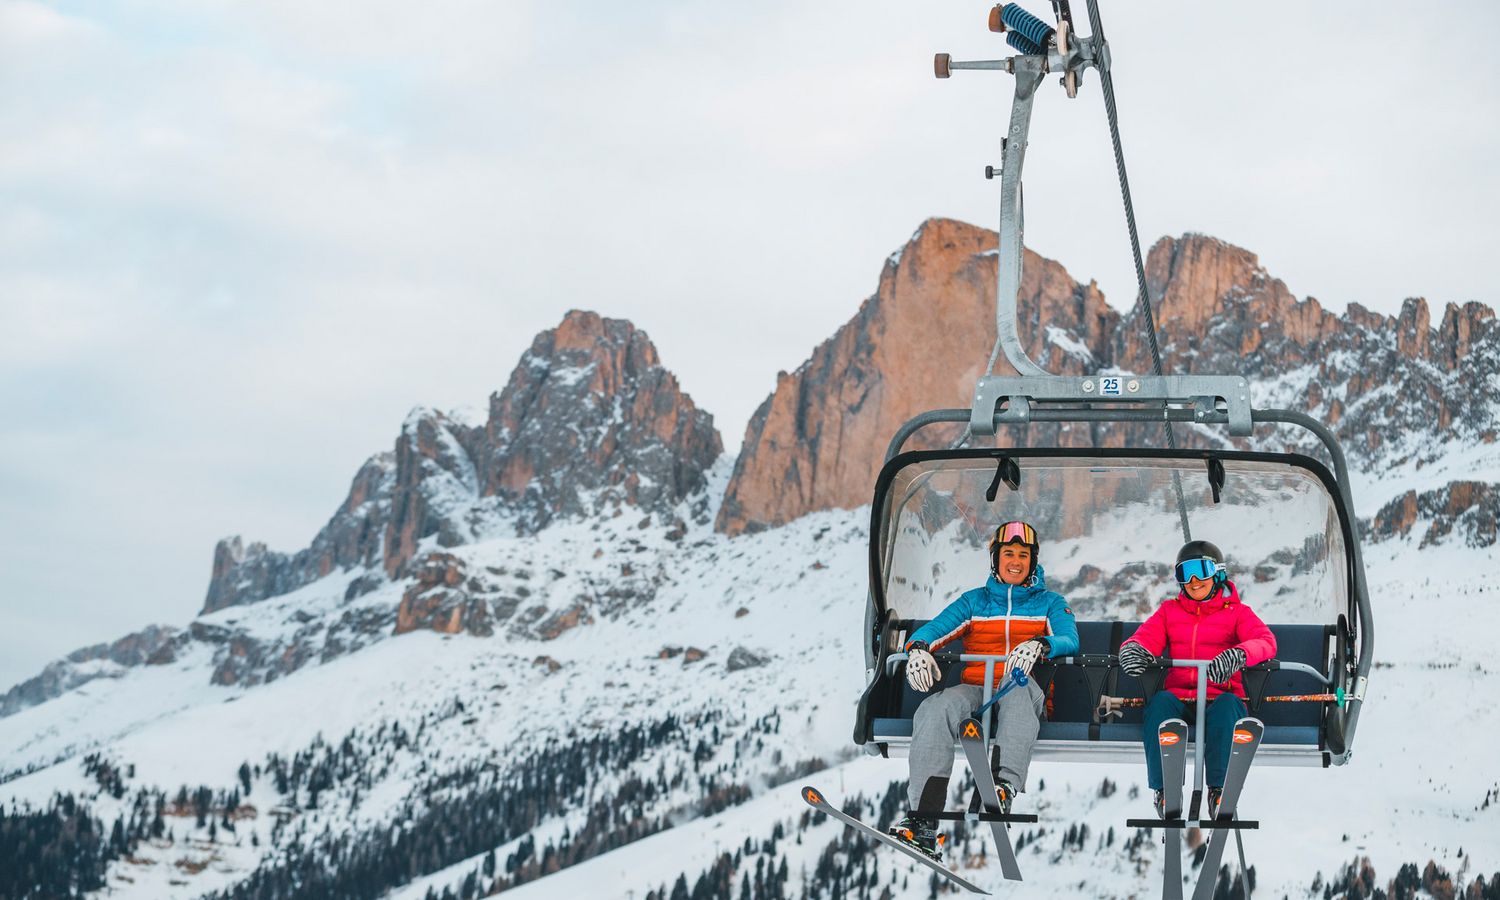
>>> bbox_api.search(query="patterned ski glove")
[1007,638,1048,677]
[1117,641,1154,677]
[1206,647,1247,684]
[905,643,942,692]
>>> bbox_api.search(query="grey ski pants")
[907,680,1046,812]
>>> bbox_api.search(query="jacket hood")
[986,565,1051,600]
[1172,577,1241,613]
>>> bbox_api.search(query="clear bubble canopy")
[875,452,1350,626]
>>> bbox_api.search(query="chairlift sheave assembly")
[803,2,1375,896]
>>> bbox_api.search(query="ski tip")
[800,785,824,806]
[959,717,983,740]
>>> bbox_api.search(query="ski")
[799,785,991,895]
[1157,718,1190,900]
[957,716,1025,882]
[1189,717,1264,900]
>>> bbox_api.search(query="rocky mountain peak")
[202,452,395,615]
[1129,234,1343,376]
[715,217,1116,536]
[718,220,1500,536]
[205,309,721,610]
[478,310,722,535]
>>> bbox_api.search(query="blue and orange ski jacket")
[904,567,1080,687]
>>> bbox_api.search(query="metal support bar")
[995,60,1049,377]
[969,374,1252,437]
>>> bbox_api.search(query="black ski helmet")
[1175,539,1228,598]
[990,521,1039,583]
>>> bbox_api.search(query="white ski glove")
[1007,638,1048,677]
[1118,641,1154,677]
[905,644,941,692]
[1206,647,1246,684]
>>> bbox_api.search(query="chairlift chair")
[851,1,1374,778]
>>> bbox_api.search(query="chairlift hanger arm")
[935,10,1104,379]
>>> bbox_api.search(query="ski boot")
[1152,789,1165,819]
[1207,786,1224,819]
[888,815,945,862]
[995,779,1016,815]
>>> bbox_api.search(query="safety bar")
[885,652,1322,794]
[886,651,1015,748]
[883,653,1328,687]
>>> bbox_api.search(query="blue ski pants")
[1140,691,1247,790]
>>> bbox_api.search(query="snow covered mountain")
[3,222,1498,900]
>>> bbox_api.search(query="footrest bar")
[931,810,1039,824]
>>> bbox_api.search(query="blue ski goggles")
[1174,557,1225,584]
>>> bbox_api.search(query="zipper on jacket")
[1189,605,1201,692]
[1005,584,1013,687]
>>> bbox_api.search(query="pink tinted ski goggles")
[991,521,1036,547]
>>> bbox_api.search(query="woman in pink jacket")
[1117,540,1277,816]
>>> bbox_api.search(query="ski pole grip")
[1000,4,1055,50]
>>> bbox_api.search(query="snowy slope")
[2,457,1497,899]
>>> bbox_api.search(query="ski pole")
[972,668,1030,719]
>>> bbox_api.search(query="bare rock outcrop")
[717,218,1116,534]
[393,553,495,638]
[382,409,487,577]
[204,310,722,610]
[1128,233,1342,375]
[1367,482,1499,548]
[718,221,1500,534]
[204,453,396,613]
[479,310,723,536]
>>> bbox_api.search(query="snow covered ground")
[1,458,1497,898]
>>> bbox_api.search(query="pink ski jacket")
[1120,580,1276,701]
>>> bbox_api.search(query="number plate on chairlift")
[1100,376,1122,396]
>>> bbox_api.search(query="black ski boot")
[1207,786,1224,819]
[1153,789,1165,819]
[888,815,945,861]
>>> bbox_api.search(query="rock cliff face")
[1367,482,1499,548]
[718,219,1500,534]
[205,310,721,610]
[203,455,395,614]
[717,218,1117,535]
[477,312,723,536]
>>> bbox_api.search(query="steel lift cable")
[1081,0,1191,541]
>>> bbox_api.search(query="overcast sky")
[2,0,1496,689]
